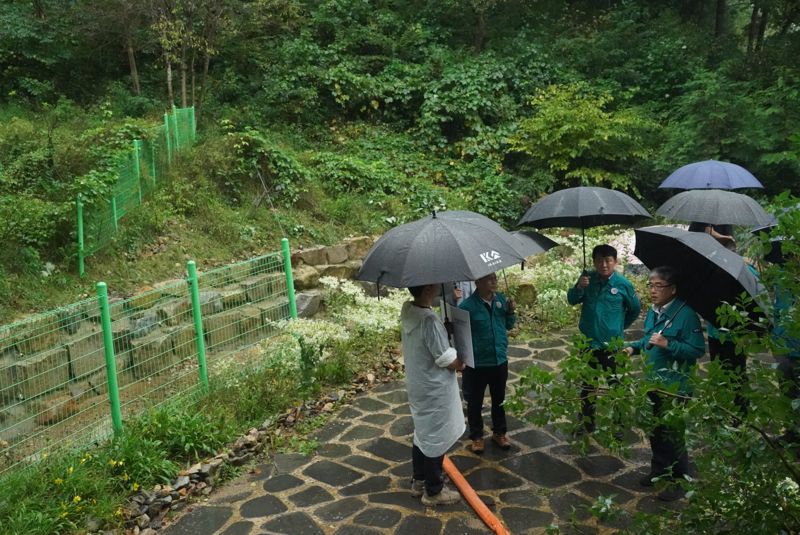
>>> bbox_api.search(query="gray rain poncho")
[400,301,465,458]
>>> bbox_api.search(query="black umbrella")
[356,210,528,288]
[633,226,765,327]
[509,230,560,259]
[656,189,773,227]
[658,160,764,190]
[517,186,651,269]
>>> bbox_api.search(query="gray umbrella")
[517,186,651,268]
[356,210,528,288]
[633,226,766,327]
[658,160,764,190]
[656,189,772,227]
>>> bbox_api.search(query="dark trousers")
[708,337,749,415]
[412,444,444,495]
[776,356,800,442]
[580,349,618,426]
[463,362,508,440]
[648,392,689,479]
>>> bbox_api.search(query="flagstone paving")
[163,326,685,535]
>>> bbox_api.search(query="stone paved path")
[162,328,682,535]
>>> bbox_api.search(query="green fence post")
[164,112,172,164]
[187,261,209,390]
[172,105,180,151]
[133,139,143,203]
[189,105,196,143]
[97,282,123,434]
[150,144,157,185]
[77,194,85,277]
[282,238,298,319]
[111,197,119,232]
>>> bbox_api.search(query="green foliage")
[208,124,306,206]
[309,152,399,196]
[509,83,658,191]
[126,405,233,462]
[510,205,800,532]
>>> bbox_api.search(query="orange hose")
[443,454,511,535]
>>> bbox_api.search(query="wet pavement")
[162,327,680,535]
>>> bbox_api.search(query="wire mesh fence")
[0,248,294,476]
[78,106,196,276]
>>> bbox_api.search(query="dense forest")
[1,0,800,316]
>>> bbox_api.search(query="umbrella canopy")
[509,230,559,258]
[633,226,765,327]
[659,160,764,190]
[356,210,528,288]
[517,186,651,267]
[656,189,773,227]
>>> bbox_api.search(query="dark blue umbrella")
[659,160,764,190]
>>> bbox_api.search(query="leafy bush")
[509,83,658,191]
[206,125,306,206]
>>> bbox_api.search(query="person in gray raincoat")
[401,284,465,506]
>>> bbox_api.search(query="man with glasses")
[624,266,705,501]
[568,244,641,435]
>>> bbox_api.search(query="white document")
[444,303,474,369]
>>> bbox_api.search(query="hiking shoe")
[657,484,685,502]
[421,486,460,506]
[468,438,484,454]
[639,473,657,487]
[492,433,511,450]
[410,479,424,497]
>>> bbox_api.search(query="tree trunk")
[714,0,726,37]
[198,52,210,112]
[473,10,487,52]
[180,59,188,107]
[165,56,174,106]
[747,2,759,55]
[756,6,769,52]
[127,36,141,96]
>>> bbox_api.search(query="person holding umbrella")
[459,272,516,453]
[568,244,641,435]
[401,284,465,506]
[623,266,705,502]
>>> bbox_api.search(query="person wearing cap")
[567,244,641,434]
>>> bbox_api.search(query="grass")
[0,309,400,534]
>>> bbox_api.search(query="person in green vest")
[459,272,516,454]
[624,266,705,502]
[567,244,641,434]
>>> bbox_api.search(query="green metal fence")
[77,106,196,277]
[0,241,297,476]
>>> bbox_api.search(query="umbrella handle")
[645,302,687,350]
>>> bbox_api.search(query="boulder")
[65,324,106,379]
[343,236,374,259]
[295,246,328,266]
[155,297,192,326]
[325,244,349,264]
[13,346,70,399]
[202,311,241,351]
[129,329,177,379]
[168,325,197,360]
[293,264,320,290]
[296,291,322,318]
[318,260,361,279]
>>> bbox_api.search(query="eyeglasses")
[646,282,673,290]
